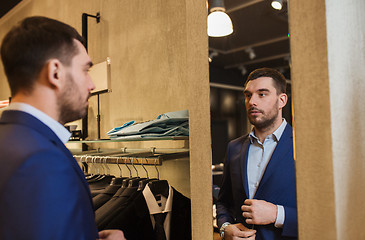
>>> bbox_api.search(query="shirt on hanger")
[142,184,174,240]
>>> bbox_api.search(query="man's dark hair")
[1,16,84,96]
[245,67,287,94]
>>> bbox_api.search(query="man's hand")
[224,223,256,240]
[98,229,126,240]
[241,199,277,225]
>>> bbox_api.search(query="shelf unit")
[68,136,189,166]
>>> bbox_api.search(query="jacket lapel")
[170,188,191,239]
[254,124,293,198]
[53,135,95,203]
[134,192,155,236]
[240,136,251,198]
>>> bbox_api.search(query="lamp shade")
[207,11,233,37]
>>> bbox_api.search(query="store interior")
[1,0,365,239]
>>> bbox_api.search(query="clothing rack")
[73,148,189,165]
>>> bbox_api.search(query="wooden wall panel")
[290,0,365,239]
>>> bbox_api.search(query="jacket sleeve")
[216,143,235,227]
[0,149,98,240]
[282,132,298,238]
[282,205,298,238]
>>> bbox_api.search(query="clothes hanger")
[79,155,88,176]
[88,156,104,182]
[116,157,122,177]
[125,157,132,178]
[147,158,169,199]
[137,157,157,191]
[102,156,116,181]
[121,157,137,188]
[128,157,147,188]
[99,156,130,198]
[111,157,128,184]
[103,157,110,176]
[93,157,126,196]
[83,155,90,176]
[90,156,115,183]
[86,156,100,181]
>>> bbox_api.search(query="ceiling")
[0,0,21,19]
[209,0,290,84]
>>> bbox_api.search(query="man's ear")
[278,93,288,109]
[47,59,63,89]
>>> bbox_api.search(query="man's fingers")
[242,199,254,212]
[246,218,254,225]
[235,223,256,238]
[247,235,256,240]
[235,229,256,238]
[242,211,252,219]
[98,230,125,240]
[244,199,253,205]
[235,223,251,231]
[241,205,251,212]
[98,230,109,238]
[226,223,256,239]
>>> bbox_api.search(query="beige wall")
[326,0,365,238]
[0,0,212,239]
[290,0,365,239]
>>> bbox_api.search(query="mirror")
[208,0,293,239]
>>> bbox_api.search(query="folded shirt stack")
[107,110,189,140]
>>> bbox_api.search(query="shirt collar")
[142,184,173,214]
[6,102,71,144]
[249,119,287,143]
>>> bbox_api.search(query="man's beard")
[247,101,279,131]
[58,73,89,125]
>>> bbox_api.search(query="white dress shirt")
[247,119,287,228]
[6,102,71,144]
[142,184,174,240]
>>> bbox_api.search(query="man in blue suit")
[216,68,297,240]
[0,17,125,240]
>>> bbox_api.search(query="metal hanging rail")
[73,149,189,166]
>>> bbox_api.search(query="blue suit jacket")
[0,110,98,240]
[216,124,297,240]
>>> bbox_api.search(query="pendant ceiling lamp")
[207,0,233,37]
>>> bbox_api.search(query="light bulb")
[207,11,233,37]
[271,0,283,10]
